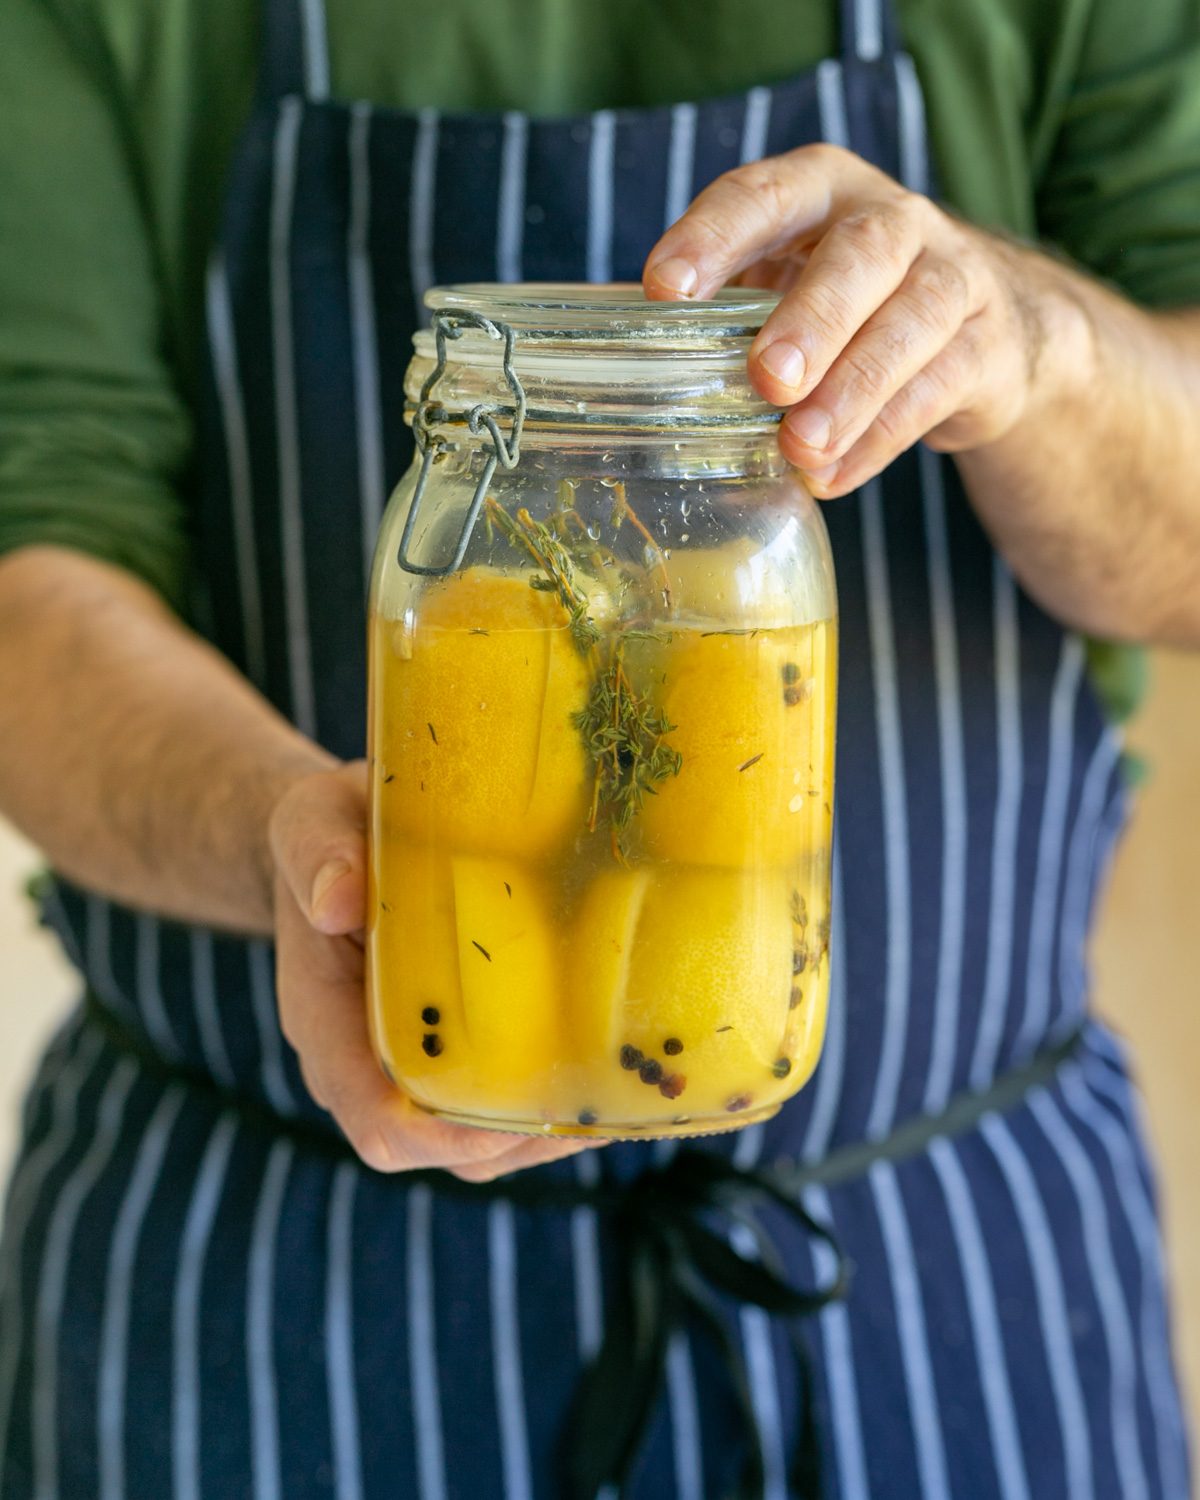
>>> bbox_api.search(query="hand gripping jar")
[367,285,837,1139]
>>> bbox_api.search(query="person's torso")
[45,0,1128,1173]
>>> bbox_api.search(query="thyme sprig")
[483,497,602,653]
[485,490,682,860]
[573,638,683,860]
[609,481,674,610]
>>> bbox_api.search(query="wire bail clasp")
[397,310,527,576]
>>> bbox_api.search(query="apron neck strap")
[257,0,331,105]
[839,0,900,63]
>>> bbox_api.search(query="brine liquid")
[366,565,836,1137]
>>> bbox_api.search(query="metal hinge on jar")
[397,309,527,576]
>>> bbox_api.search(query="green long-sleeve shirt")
[3,0,1200,720]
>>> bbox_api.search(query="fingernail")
[649,256,698,296]
[759,339,807,393]
[787,406,833,451]
[311,859,349,917]
[804,462,840,491]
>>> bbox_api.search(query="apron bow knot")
[566,1149,850,1500]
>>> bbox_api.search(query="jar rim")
[424,282,780,343]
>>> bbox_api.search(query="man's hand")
[269,763,597,1181]
[643,144,1085,497]
[643,145,1200,645]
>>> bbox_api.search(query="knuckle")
[837,200,913,268]
[877,367,945,444]
[947,326,986,388]
[349,1124,399,1173]
[683,207,745,261]
[797,281,860,345]
[342,1116,408,1170]
[872,394,917,447]
[803,141,856,176]
[451,1160,505,1184]
[842,343,896,400]
[715,158,792,225]
[909,259,969,327]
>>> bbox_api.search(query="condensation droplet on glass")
[788,794,805,814]
[680,533,689,542]
[680,499,691,521]
[586,522,601,541]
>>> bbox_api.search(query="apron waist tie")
[81,991,1083,1500]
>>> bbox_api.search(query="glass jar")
[366,284,837,1139]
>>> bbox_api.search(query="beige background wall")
[1092,650,1200,1437]
[1,652,1197,1439]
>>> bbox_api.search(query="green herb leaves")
[486,492,682,861]
[573,640,682,860]
[484,498,602,653]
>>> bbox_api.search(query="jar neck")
[426,419,789,483]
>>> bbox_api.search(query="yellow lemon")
[372,567,590,859]
[451,854,561,1094]
[567,865,803,1124]
[624,621,835,867]
[658,537,802,627]
[368,843,465,1097]
[368,842,563,1119]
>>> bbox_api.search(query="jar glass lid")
[424,283,779,347]
[407,283,785,437]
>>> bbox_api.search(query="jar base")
[411,1098,783,1142]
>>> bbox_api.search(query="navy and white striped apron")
[1,0,1193,1493]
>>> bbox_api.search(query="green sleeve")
[1031,0,1200,731]
[1035,0,1200,309]
[0,0,192,607]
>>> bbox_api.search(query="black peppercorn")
[421,1006,440,1026]
[772,1057,792,1079]
[619,1044,644,1071]
[725,1093,753,1113]
[421,1034,443,1058]
[663,1037,684,1056]
[577,1108,598,1126]
[781,662,801,685]
[793,947,808,975]
[639,1058,664,1086]
[790,986,804,1010]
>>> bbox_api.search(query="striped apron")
[0,0,1193,1494]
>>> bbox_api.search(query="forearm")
[955,264,1200,646]
[0,544,333,933]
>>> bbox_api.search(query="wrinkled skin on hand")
[644,142,1069,497]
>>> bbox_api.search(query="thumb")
[269,760,369,936]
